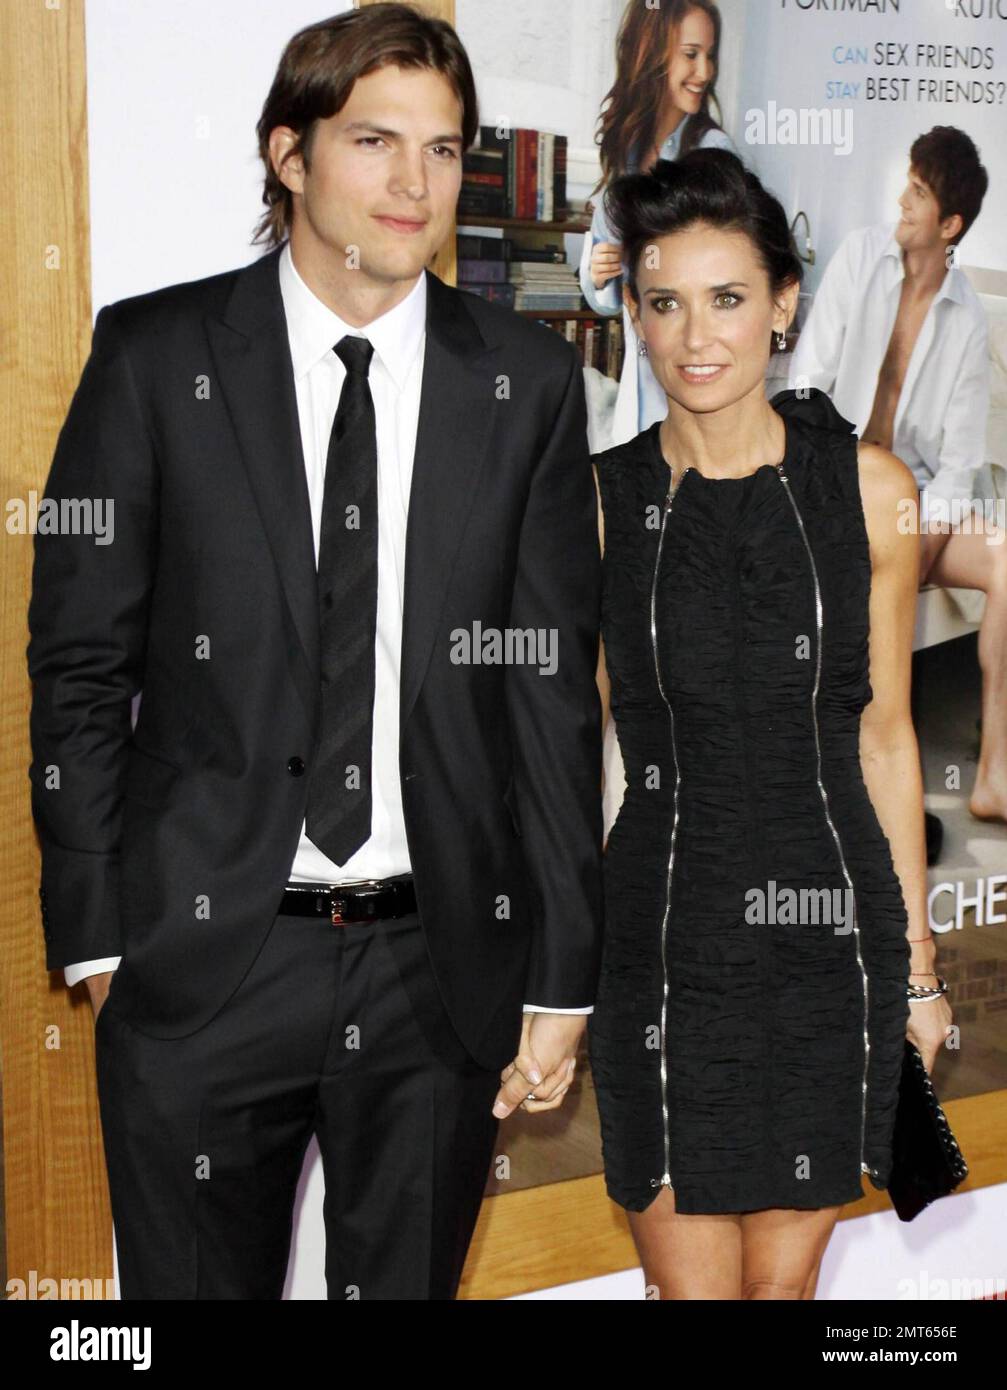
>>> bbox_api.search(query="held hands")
[492,1012,586,1118]
[590,241,624,293]
[85,970,115,1022]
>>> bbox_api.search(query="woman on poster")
[579,0,738,448]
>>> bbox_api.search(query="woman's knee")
[740,1206,839,1300]
[742,1276,806,1299]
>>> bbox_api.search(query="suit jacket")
[27,244,604,1070]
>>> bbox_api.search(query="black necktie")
[305,334,378,866]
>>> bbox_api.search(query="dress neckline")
[647,405,793,491]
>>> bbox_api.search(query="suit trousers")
[94,905,503,1299]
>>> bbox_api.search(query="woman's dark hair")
[253,4,479,248]
[592,0,728,199]
[909,126,988,247]
[605,148,803,315]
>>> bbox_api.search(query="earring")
[638,339,648,358]
[776,330,787,352]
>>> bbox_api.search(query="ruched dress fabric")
[588,388,911,1215]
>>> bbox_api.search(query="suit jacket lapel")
[400,270,499,732]
[206,245,320,726]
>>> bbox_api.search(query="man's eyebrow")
[341,120,464,144]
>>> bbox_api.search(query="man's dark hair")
[909,126,988,247]
[253,4,479,248]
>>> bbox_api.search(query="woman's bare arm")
[857,441,951,1070]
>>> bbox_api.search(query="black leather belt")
[280,875,416,925]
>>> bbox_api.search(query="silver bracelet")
[907,975,948,1002]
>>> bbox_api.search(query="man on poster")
[790,126,1006,826]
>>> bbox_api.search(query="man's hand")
[85,971,115,1021]
[492,1012,586,1118]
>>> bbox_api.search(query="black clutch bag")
[887,1039,968,1222]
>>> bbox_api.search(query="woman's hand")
[493,1013,584,1118]
[591,241,624,292]
[906,993,953,1075]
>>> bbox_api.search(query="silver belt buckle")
[330,879,382,925]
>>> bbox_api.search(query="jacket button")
[287,756,305,776]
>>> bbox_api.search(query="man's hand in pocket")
[86,971,116,1021]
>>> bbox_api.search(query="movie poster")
[475,0,1007,1206]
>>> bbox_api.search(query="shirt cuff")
[522,1004,593,1015]
[64,957,122,987]
[585,275,622,316]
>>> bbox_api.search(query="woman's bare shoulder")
[855,441,920,550]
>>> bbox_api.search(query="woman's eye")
[651,294,741,312]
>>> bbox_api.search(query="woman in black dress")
[589,149,954,1299]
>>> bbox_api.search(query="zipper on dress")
[648,466,691,1192]
[773,462,873,1178]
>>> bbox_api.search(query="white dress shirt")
[64,243,588,1014]
[788,221,990,508]
[283,240,422,886]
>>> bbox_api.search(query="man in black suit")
[27,5,602,1300]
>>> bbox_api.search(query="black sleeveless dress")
[588,387,911,1216]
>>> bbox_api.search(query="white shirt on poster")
[788,221,990,508]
